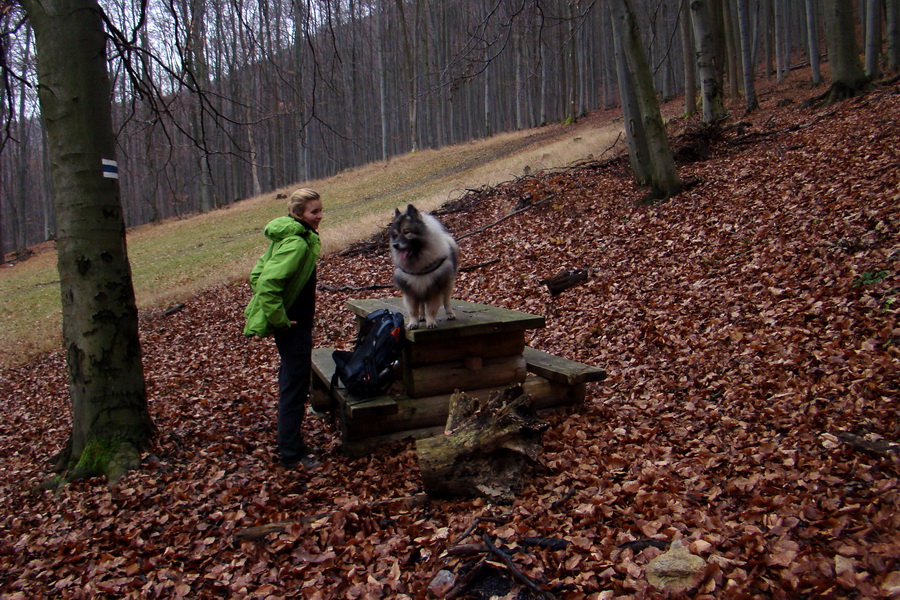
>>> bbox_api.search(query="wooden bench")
[522,346,607,385]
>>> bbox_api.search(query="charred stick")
[482,533,556,600]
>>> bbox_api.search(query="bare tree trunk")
[612,14,651,186]
[774,0,786,80]
[680,0,697,116]
[394,0,419,152]
[887,0,900,71]
[0,91,4,255]
[483,8,492,140]
[806,0,823,84]
[691,0,728,124]
[566,0,577,124]
[515,24,524,130]
[822,0,871,101]
[763,0,774,79]
[185,0,214,212]
[293,0,311,181]
[22,0,153,484]
[40,121,54,240]
[865,0,883,78]
[540,36,548,126]
[0,142,4,258]
[723,0,741,97]
[376,0,389,161]
[737,0,759,113]
[610,0,683,201]
[888,0,900,71]
[12,25,31,252]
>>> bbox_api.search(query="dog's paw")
[446,311,457,321]
[407,321,420,330]
[426,321,438,329]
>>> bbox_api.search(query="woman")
[244,188,323,469]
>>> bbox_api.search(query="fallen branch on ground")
[836,432,900,457]
[460,258,500,272]
[456,194,556,242]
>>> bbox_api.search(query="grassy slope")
[0,115,626,368]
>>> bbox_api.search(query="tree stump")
[415,385,549,503]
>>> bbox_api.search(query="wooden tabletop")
[346,298,545,343]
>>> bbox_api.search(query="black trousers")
[273,323,313,465]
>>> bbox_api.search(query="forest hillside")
[0,111,626,367]
[0,73,898,598]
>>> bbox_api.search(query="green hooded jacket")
[243,216,321,337]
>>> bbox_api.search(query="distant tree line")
[2,0,898,257]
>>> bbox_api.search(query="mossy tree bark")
[22,0,154,484]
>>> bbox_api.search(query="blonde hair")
[288,188,320,220]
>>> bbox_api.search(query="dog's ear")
[394,207,401,218]
[407,204,420,219]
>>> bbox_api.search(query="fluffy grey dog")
[390,205,459,329]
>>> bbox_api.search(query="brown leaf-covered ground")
[1,75,899,599]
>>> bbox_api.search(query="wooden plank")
[523,346,607,385]
[342,425,446,459]
[347,396,399,419]
[311,347,337,385]
[310,348,338,412]
[404,331,525,366]
[346,298,545,343]
[404,353,527,398]
[342,375,578,439]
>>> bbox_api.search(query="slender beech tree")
[865,0,882,78]
[690,0,727,124]
[806,0,823,84]
[182,0,214,212]
[375,0,389,161]
[889,0,900,71]
[723,0,741,98]
[610,0,682,201]
[737,0,759,113]
[679,0,697,116]
[394,0,419,152]
[20,0,153,483]
[612,15,651,186]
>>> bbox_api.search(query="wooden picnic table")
[311,298,605,456]
[345,298,544,398]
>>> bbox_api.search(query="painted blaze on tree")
[22,0,154,483]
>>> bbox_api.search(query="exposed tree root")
[805,81,872,109]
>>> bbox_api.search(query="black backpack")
[332,309,405,398]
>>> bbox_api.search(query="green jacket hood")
[264,215,307,242]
